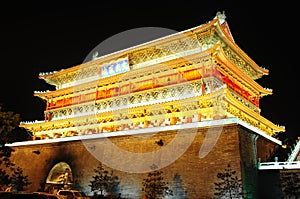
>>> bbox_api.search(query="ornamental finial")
[216,11,226,24]
[92,51,99,60]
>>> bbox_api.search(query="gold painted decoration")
[21,12,285,142]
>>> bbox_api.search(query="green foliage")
[171,173,188,199]
[106,170,120,196]
[0,146,15,190]
[0,146,15,168]
[89,162,120,197]
[214,164,242,199]
[0,105,31,191]
[142,169,172,199]
[0,150,31,191]
[280,172,300,198]
[10,166,31,191]
[0,105,31,145]
[0,167,10,189]
[0,106,21,146]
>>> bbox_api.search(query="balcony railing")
[258,161,300,170]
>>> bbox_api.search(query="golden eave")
[212,16,269,78]
[34,46,215,99]
[224,88,285,135]
[214,44,272,97]
[38,14,267,88]
[34,43,271,101]
[22,87,285,138]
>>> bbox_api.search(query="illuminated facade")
[20,12,284,140]
[11,12,286,198]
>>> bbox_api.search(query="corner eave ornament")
[216,11,226,24]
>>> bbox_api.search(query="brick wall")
[4,124,276,198]
[257,135,278,162]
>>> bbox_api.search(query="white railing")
[258,161,300,170]
[287,138,300,162]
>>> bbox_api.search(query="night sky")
[1,1,299,140]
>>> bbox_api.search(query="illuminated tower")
[14,11,285,198]
[21,12,284,141]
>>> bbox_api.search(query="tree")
[0,167,11,190]
[171,173,188,199]
[0,105,32,146]
[10,166,31,191]
[106,170,120,196]
[0,105,32,191]
[214,164,242,199]
[0,148,31,192]
[0,146,15,190]
[0,105,21,146]
[142,167,172,199]
[89,162,120,197]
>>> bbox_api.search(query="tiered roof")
[19,11,284,144]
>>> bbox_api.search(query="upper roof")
[37,11,269,90]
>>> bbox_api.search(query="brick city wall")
[256,135,278,162]
[5,124,276,199]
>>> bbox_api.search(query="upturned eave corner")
[224,87,285,136]
[261,87,273,97]
[33,91,48,100]
[210,12,269,81]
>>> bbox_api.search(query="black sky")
[1,1,299,140]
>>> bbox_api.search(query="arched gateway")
[45,162,73,194]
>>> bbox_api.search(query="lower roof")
[7,117,281,147]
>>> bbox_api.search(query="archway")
[45,162,73,193]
